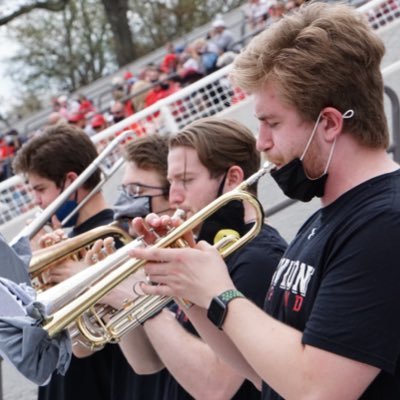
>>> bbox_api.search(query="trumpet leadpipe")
[39,164,273,339]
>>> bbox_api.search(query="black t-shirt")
[38,209,166,400]
[263,170,400,400]
[163,223,288,400]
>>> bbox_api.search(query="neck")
[75,191,109,226]
[243,198,259,224]
[321,135,399,206]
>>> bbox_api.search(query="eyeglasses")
[118,182,168,197]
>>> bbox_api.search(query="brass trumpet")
[29,224,132,291]
[34,162,274,347]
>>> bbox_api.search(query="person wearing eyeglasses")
[76,133,173,400]
[113,134,172,230]
[12,127,171,400]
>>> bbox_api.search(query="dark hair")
[169,117,260,193]
[123,134,169,198]
[13,124,100,189]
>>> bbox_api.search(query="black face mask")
[197,171,247,244]
[270,109,354,202]
[197,200,247,244]
[159,82,170,90]
[271,158,328,202]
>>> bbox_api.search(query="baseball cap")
[91,114,106,128]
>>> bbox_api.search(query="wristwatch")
[207,289,244,330]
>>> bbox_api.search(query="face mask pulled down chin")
[55,199,79,227]
[271,159,328,202]
[270,109,354,202]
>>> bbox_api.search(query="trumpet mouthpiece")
[172,209,186,220]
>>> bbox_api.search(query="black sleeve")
[303,212,400,373]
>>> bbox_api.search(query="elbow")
[192,377,246,400]
[126,357,164,375]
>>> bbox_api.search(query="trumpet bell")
[37,162,275,346]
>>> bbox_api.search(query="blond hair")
[231,2,388,148]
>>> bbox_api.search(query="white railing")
[359,0,400,30]
[1,0,399,231]
[0,64,246,228]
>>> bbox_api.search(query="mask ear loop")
[322,109,355,175]
[300,112,323,161]
[301,109,355,176]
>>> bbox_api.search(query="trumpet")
[29,224,132,291]
[34,162,275,348]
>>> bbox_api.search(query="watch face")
[207,296,227,329]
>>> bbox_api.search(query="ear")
[223,165,244,192]
[64,171,78,186]
[320,107,344,142]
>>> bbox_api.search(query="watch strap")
[207,289,244,330]
[218,289,244,304]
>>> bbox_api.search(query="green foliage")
[129,0,244,52]
[7,0,115,97]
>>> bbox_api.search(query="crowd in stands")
[0,0,305,183]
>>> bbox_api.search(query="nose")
[256,124,273,153]
[169,182,185,208]
[33,193,42,207]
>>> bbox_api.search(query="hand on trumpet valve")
[84,237,116,266]
[131,240,235,309]
[129,210,195,249]
[38,229,68,248]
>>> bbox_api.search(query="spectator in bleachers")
[177,38,219,84]
[210,18,238,53]
[265,0,286,26]
[111,76,125,101]
[110,100,127,124]
[129,66,159,113]
[57,95,69,119]
[47,112,67,127]
[144,72,181,108]
[0,134,15,181]
[67,112,86,130]
[77,93,96,117]
[243,0,271,31]
[160,42,179,74]
[90,113,108,134]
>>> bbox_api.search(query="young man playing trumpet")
[13,126,171,400]
[129,3,400,398]
[117,117,287,400]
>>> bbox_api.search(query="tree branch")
[0,0,70,25]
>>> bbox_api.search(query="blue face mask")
[55,182,79,227]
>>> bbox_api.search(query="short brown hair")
[169,117,260,192]
[123,134,169,198]
[13,124,100,189]
[231,2,388,148]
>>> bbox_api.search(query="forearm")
[223,298,378,400]
[119,325,164,374]
[183,304,261,389]
[144,309,247,399]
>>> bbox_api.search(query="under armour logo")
[308,228,317,240]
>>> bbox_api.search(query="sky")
[0,22,20,118]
